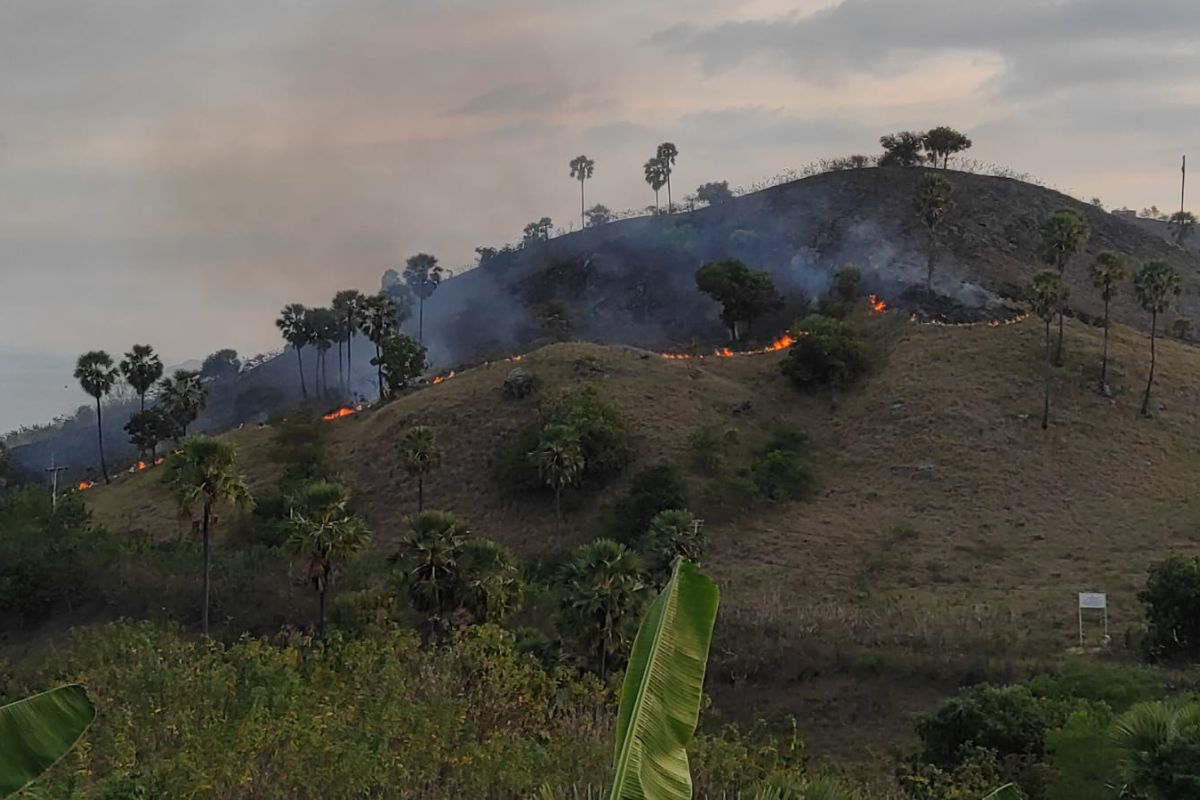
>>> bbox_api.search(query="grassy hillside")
[83,308,1200,765]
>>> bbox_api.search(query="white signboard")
[1078,592,1107,610]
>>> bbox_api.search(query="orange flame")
[762,333,796,352]
[869,294,888,314]
[77,481,94,491]
[431,370,456,385]
[322,406,357,421]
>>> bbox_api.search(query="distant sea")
[0,351,90,435]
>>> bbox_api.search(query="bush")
[641,509,704,583]
[687,424,739,475]
[833,264,861,303]
[750,448,814,502]
[270,408,331,481]
[1139,555,1200,661]
[607,461,688,543]
[780,315,870,391]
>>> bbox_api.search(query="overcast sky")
[2,0,1198,430]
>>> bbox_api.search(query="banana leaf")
[982,785,1022,800]
[0,684,94,798]
[610,558,719,800]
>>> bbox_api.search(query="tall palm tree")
[276,303,311,399]
[285,481,370,640]
[913,174,954,294]
[403,253,446,346]
[74,351,118,483]
[305,307,339,400]
[569,155,595,230]
[1039,208,1091,365]
[331,289,365,396]
[557,538,647,678]
[119,344,163,412]
[656,142,679,212]
[357,293,398,401]
[157,369,207,440]
[457,538,523,625]
[530,423,584,536]
[1029,270,1069,430]
[644,158,667,211]
[393,510,469,624]
[1088,252,1129,392]
[161,436,253,637]
[398,425,443,512]
[1134,261,1183,416]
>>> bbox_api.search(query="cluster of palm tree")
[643,142,678,213]
[74,344,208,483]
[1027,207,1184,427]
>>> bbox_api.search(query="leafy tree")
[523,217,554,244]
[696,180,734,205]
[1039,208,1090,364]
[644,157,667,211]
[394,510,469,625]
[557,538,647,677]
[403,253,446,346]
[372,333,426,399]
[1029,270,1069,430]
[285,480,370,639]
[569,155,596,230]
[1134,260,1183,415]
[157,369,207,439]
[1111,700,1200,799]
[833,263,861,304]
[1139,555,1200,661]
[74,351,118,483]
[124,407,173,460]
[119,344,163,412]
[358,293,399,401]
[584,204,613,228]
[694,259,782,341]
[1088,252,1128,391]
[331,289,366,396]
[609,461,688,543]
[276,303,311,399]
[913,174,954,293]
[530,423,584,535]
[642,509,704,584]
[398,425,443,512]
[922,126,972,168]
[656,142,679,211]
[780,315,870,391]
[457,538,523,625]
[199,348,240,381]
[1169,210,1197,246]
[879,131,926,167]
[161,436,253,637]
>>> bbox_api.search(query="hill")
[81,306,1200,765]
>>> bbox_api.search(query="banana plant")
[0,684,94,798]
[982,785,1021,800]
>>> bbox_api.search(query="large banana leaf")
[982,785,1022,800]
[0,684,94,798]
[610,558,719,800]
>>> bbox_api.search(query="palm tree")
[642,509,704,584]
[1111,700,1200,799]
[74,351,118,483]
[1168,210,1196,246]
[276,303,311,399]
[530,423,584,536]
[393,510,469,626]
[398,425,443,512]
[457,538,523,625]
[119,344,163,412]
[557,538,647,678]
[569,155,595,230]
[285,481,370,639]
[1039,208,1091,364]
[644,157,667,211]
[656,142,678,212]
[1134,261,1183,416]
[403,253,446,346]
[305,307,339,399]
[913,174,954,294]
[331,289,365,396]
[1088,252,1129,392]
[161,436,253,637]
[358,293,398,401]
[1029,270,1069,430]
[157,369,207,439]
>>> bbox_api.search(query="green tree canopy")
[879,131,926,167]
[119,344,163,411]
[694,259,782,341]
[922,126,972,168]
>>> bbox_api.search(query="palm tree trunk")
[1100,298,1111,390]
[347,311,354,396]
[318,579,327,641]
[926,228,936,294]
[1042,318,1052,430]
[555,485,563,537]
[313,350,321,400]
[418,475,424,512]
[666,173,672,213]
[418,295,425,346]
[338,341,344,396]
[321,351,329,399]
[295,345,308,399]
[375,342,384,401]
[140,392,146,413]
[1142,311,1157,415]
[1055,311,1065,366]
[654,188,659,211]
[202,500,211,637]
[580,179,586,229]
[96,397,109,483]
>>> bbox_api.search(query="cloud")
[453,84,574,115]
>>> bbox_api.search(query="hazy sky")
[2,0,1198,431]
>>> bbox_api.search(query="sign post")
[1077,592,1108,647]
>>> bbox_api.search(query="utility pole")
[44,453,69,512]
[1182,155,1187,217]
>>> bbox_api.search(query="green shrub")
[833,264,861,303]
[607,461,688,543]
[687,424,739,475]
[750,448,814,502]
[1027,661,1164,712]
[780,315,870,391]
[1139,555,1200,661]
[270,407,331,481]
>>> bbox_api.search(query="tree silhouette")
[331,290,366,397]
[569,155,595,230]
[276,303,311,399]
[557,538,647,677]
[358,294,398,401]
[403,253,445,346]
[398,425,443,512]
[585,204,613,228]
[372,333,426,399]
[530,423,584,536]
[199,349,240,381]
[643,158,667,211]
[522,217,553,244]
[157,369,207,439]
[879,131,926,166]
[119,344,163,412]
[161,436,253,637]
[125,407,172,460]
[285,480,370,640]
[655,143,678,212]
[305,307,339,399]
[913,174,954,294]
[1134,261,1183,416]
[74,351,118,483]
[1088,252,1129,392]
[1169,210,1197,246]
[922,126,972,168]
[1029,270,1069,430]
[695,259,783,341]
[696,181,733,205]
[1039,208,1091,365]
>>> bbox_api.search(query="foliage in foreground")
[780,316,870,391]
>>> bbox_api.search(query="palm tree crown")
[119,344,163,411]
